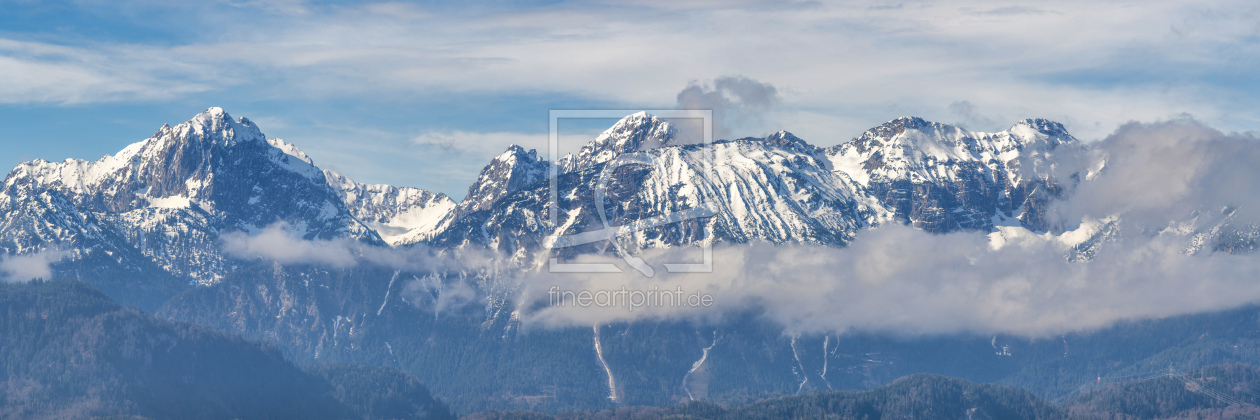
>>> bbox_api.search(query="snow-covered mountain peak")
[574,112,676,169]
[497,144,538,162]
[1006,118,1078,150]
[827,118,978,183]
[1,108,383,285]
[828,116,1079,183]
[462,145,551,213]
[173,107,265,147]
[757,131,820,154]
[2,108,321,206]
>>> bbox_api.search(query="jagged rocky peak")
[756,130,821,155]
[1006,118,1078,150]
[0,107,384,287]
[123,108,270,200]
[461,144,551,213]
[847,117,973,151]
[864,116,938,139]
[118,107,312,206]
[573,112,676,168]
[160,107,266,148]
[850,115,1076,150]
[828,116,1079,175]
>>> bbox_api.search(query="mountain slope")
[1064,363,1260,419]
[0,279,453,420]
[465,373,1062,419]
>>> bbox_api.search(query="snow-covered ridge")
[427,121,892,259]
[266,138,323,181]
[825,116,1080,188]
[324,169,456,246]
[430,112,1092,259]
[815,116,1082,232]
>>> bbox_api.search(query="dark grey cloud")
[948,100,1004,132]
[676,76,780,139]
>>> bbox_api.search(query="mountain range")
[0,108,1092,289]
[4,108,1257,414]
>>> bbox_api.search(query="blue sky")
[1,0,1257,199]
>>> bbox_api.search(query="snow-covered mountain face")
[427,119,890,265]
[324,169,456,246]
[422,114,1086,264]
[460,145,552,215]
[0,108,381,289]
[559,111,678,172]
[826,117,1081,233]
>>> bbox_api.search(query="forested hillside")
[0,279,453,420]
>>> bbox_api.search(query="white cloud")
[1,249,67,283]
[4,0,1257,141]
[518,223,1260,337]
[219,222,498,271]
[221,223,357,268]
[1060,117,1260,228]
[0,38,222,105]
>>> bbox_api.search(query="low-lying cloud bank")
[518,223,1260,337]
[1,249,67,283]
[1059,117,1260,229]
[220,222,496,273]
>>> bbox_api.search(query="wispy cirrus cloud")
[2,0,1259,195]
